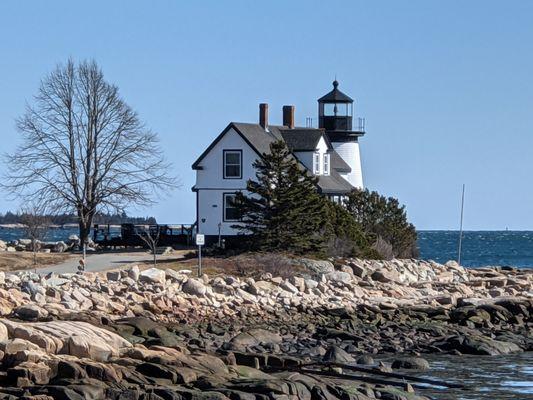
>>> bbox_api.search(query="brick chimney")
[259,103,268,130]
[283,105,295,129]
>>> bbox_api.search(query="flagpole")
[457,184,465,265]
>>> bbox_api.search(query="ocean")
[417,230,533,268]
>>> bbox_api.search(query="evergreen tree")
[322,200,377,258]
[345,188,418,259]
[233,140,328,254]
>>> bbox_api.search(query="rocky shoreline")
[0,257,530,399]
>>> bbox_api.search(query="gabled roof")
[192,121,354,194]
[192,122,278,169]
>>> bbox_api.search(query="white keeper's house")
[192,80,366,245]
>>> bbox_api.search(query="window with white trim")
[313,152,320,175]
[323,153,330,175]
[223,193,240,221]
[223,150,242,179]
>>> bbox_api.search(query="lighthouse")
[318,80,365,188]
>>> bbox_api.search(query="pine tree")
[233,140,328,254]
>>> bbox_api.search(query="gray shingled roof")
[280,129,323,151]
[192,122,354,194]
[317,170,354,194]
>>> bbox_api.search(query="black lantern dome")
[318,80,365,141]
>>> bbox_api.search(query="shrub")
[345,189,419,259]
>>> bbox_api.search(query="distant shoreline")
[0,223,121,229]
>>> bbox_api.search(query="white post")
[196,233,205,277]
[457,184,465,266]
[198,244,202,277]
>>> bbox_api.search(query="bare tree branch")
[136,225,160,267]
[2,59,179,250]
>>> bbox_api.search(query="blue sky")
[1,0,532,230]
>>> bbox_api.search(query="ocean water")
[415,353,533,399]
[417,230,533,268]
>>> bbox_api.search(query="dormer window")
[313,152,321,175]
[323,153,330,175]
[223,150,242,179]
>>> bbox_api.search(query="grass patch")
[0,252,74,272]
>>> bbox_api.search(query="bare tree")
[136,225,160,266]
[19,203,50,267]
[2,60,177,259]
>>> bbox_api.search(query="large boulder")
[139,268,166,285]
[371,268,400,284]
[322,345,355,363]
[53,241,69,253]
[297,258,335,276]
[182,278,207,297]
[325,271,352,285]
[228,329,282,351]
[128,265,140,281]
[0,321,8,342]
[1,319,132,362]
[14,305,48,321]
[391,357,430,371]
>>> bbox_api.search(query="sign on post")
[196,234,205,277]
[195,234,205,246]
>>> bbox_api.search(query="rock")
[228,329,282,351]
[44,276,70,287]
[182,278,207,297]
[455,336,522,356]
[325,271,352,285]
[106,271,121,281]
[0,240,6,251]
[304,279,318,290]
[348,262,367,278]
[0,321,8,341]
[0,271,5,285]
[14,305,48,321]
[165,269,186,283]
[68,335,116,362]
[53,241,69,253]
[391,357,430,371]
[371,269,400,283]
[279,280,298,294]
[1,319,132,361]
[128,265,140,281]
[139,268,166,285]
[356,355,374,365]
[322,345,355,363]
[297,258,335,276]
[289,276,305,292]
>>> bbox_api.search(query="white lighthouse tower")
[318,80,365,188]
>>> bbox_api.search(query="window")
[223,193,240,221]
[223,150,242,179]
[323,153,330,175]
[314,152,320,175]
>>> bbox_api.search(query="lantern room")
[318,80,364,135]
